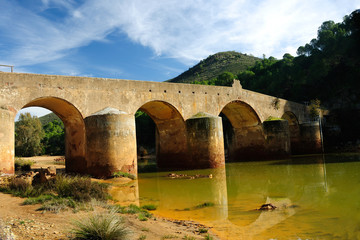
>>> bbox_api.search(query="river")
[110,153,360,240]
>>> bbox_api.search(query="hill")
[167,51,259,83]
[39,113,62,126]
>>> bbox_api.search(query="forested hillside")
[239,9,360,110]
[167,51,259,84]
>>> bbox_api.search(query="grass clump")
[204,234,213,240]
[71,210,128,240]
[138,235,147,240]
[199,228,208,233]
[161,235,178,239]
[111,204,152,221]
[55,174,109,202]
[141,204,157,211]
[22,194,56,205]
[14,158,35,171]
[113,171,137,180]
[37,198,77,213]
[194,202,215,209]
[138,212,148,221]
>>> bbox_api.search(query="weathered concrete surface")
[186,113,225,168]
[0,108,15,174]
[263,120,291,158]
[85,108,137,177]
[297,122,323,154]
[0,72,313,175]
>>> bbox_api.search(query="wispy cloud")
[1,0,359,69]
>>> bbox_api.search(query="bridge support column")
[85,108,137,178]
[0,108,15,175]
[186,113,225,169]
[295,122,322,154]
[228,125,266,161]
[263,120,291,158]
[156,119,188,169]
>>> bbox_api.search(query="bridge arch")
[219,100,265,161]
[136,100,188,169]
[20,97,86,173]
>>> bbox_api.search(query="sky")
[1,0,359,119]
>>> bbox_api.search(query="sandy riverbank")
[0,156,219,240]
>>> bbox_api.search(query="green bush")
[71,211,129,240]
[14,158,35,171]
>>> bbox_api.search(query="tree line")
[192,9,360,111]
[15,113,65,157]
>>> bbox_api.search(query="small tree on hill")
[15,113,44,157]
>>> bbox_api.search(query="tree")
[42,120,65,155]
[15,113,45,157]
[214,72,235,86]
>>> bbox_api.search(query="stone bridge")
[0,72,321,177]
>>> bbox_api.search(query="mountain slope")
[39,113,62,126]
[167,51,259,83]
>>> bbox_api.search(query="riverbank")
[0,156,219,240]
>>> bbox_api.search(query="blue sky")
[1,0,359,118]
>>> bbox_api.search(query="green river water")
[111,153,360,240]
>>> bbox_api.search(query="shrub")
[71,211,129,240]
[199,228,208,233]
[14,158,35,171]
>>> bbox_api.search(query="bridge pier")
[0,108,15,175]
[186,113,225,168]
[85,108,137,178]
[227,125,266,161]
[293,122,322,154]
[155,119,188,169]
[263,120,291,158]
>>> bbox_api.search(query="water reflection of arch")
[136,100,187,169]
[21,97,86,173]
[282,111,301,154]
[219,100,265,161]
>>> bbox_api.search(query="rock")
[46,166,57,176]
[32,168,48,185]
[257,203,277,211]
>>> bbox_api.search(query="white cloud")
[1,0,359,69]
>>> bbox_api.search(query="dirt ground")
[0,156,218,240]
